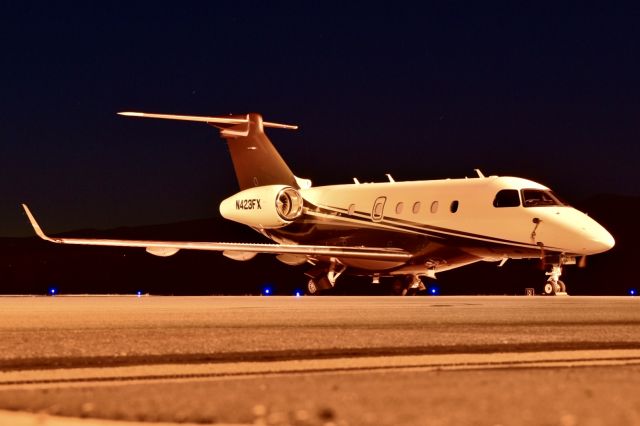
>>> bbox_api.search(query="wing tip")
[21,204,55,242]
[263,121,299,130]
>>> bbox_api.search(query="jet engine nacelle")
[219,185,304,229]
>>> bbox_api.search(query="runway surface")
[0,295,639,425]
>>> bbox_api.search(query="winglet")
[21,204,56,243]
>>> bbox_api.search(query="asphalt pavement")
[0,295,639,425]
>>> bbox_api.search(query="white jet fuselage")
[258,175,614,275]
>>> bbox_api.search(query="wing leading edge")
[21,205,411,262]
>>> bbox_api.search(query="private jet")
[23,112,615,295]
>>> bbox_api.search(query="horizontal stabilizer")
[118,112,298,130]
[119,110,299,190]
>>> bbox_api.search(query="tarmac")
[0,295,639,425]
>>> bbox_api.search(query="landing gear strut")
[543,264,567,296]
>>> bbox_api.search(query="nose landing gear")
[543,264,568,296]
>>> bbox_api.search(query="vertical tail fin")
[220,113,299,190]
[118,111,300,190]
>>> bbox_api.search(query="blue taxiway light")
[428,286,440,295]
[630,289,637,296]
[48,288,57,296]
[295,291,302,297]
[136,291,142,297]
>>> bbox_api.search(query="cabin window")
[412,201,421,214]
[395,202,404,214]
[348,203,356,215]
[521,189,566,207]
[450,200,459,213]
[430,201,439,213]
[493,190,520,208]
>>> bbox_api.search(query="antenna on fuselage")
[474,169,485,178]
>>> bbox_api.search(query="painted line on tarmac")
[1,349,640,390]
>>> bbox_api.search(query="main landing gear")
[391,275,426,296]
[306,260,346,295]
[306,276,332,295]
[542,264,568,296]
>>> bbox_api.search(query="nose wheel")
[543,279,566,295]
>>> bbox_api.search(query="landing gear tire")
[403,287,418,296]
[543,280,567,295]
[557,280,566,293]
[306,276,333,295]
[306,279,318,295]
[391,278,405,296]
[543,281,556,296]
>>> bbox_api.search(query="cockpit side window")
[521,189,567,207]
[493,189,520,208]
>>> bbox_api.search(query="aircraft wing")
[22,205,411,262]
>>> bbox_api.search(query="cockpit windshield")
[521,189,568,207]
[493,189,520,207]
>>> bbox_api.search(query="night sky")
[2,3,639,238]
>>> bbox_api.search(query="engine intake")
[219,185,304,229]
[276,187,303,220]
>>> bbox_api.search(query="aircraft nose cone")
[591,229,615,253]
[540,208,615,255]
[580,225,615,255]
